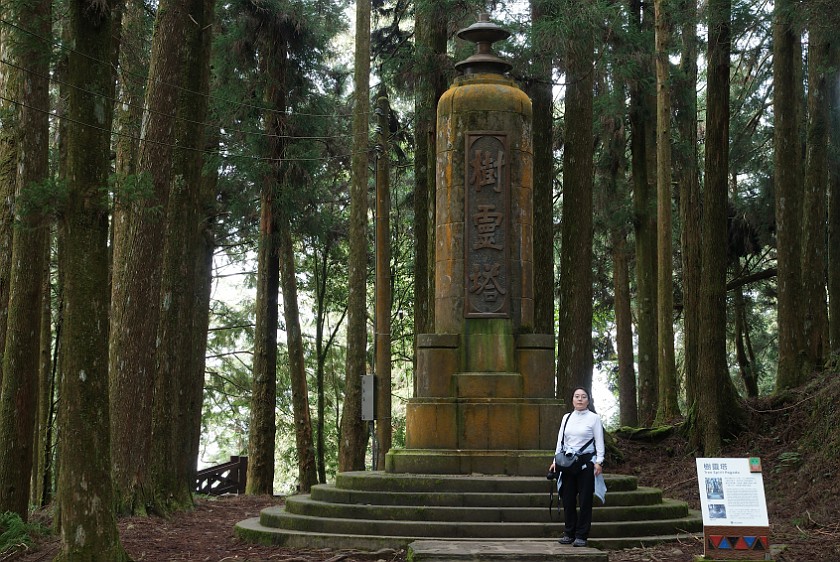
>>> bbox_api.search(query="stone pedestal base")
[385,448,555,476]
[402,331,560,476]
[404,396,561,450]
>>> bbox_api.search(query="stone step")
[284,495,690,522]
[259,508,703,539]
[234,518,698,552]
[235,471,703,552]
[311,483,664,507]
[408,539,608,561]
[335,471,639,493]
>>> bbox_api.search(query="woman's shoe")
[558,535,574,545]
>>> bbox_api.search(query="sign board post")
[696,458,772,560]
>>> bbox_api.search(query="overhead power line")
[0,93,372,164]
[0,17,374,119]
[0,57,360,142]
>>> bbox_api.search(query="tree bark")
[0,18,18,391]
[313,236,345,483]
[674,0,701,420]
[773,0,805,391]
[800,27,830,374]
[828,41,840,351]
[32,232,53,508]
[557,0,595,399]
[734,287,759,397]
[279,199,319,492]
[188,122,220,498]
[339,0,371,472]
[111,0,149,286]
[595,53,636,426]
[150,0,214,511]
[55,0,128,556]
[245,37,287,494]
[697,0,736,455]
[183,0,216,504]
[109,0,192,514]
[412,2,447,351]
[0,0,51,519]
[529,0,556,336]
[629,0,658,425]
[314,246,329,483]
[654,0,679,421]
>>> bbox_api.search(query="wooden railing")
[195,455,248,495]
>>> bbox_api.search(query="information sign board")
[696,458,771,560]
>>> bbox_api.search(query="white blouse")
[554,409,605,465]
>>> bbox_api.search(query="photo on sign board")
[705,477,724,499]
[708,503,727,519]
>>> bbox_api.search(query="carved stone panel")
[465,131,510,317]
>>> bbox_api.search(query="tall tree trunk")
[773,0,805,391]
[800,27,830,374]
[557,0,595,399]
[734,286,759,397]
[55,0,128,556]
[182,0,216,502]
[601,71,637,427]
[613,231,638,425]
[339,0,371,472]
[828,40,840,351]
[314,239,345,483]
[245,180,280,495]
[189,124,220,493]
[32,232,53,508]
[697,0,731,455]
[315,247,330,483]
[245,35,288,494]
[675,0,701,425]
[374,90,392,469]
[111,0,149,285]
[247,13,291,494]
[529,0,555,335]
[412,2,446,352]
[629,0,658,425]
[109,0,191,514]
[0,19,18,391]
[654,0,678,421]
[0,0,51,519]
[279,201,318,492]
[150,0,214,511]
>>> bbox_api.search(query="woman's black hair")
[569,386,595,412]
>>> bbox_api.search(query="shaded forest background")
[1,0,839,558]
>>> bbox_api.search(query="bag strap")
[559,413,569,448]
[549,479,558,521]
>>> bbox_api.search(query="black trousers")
[561,461,595,540]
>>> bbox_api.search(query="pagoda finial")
[454,13,513,75]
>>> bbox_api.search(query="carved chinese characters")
[465,132,510,317]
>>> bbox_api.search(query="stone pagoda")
[385,13,561,476]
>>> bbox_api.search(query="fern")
[0,511,46,555]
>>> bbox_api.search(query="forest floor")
[6,376,839,562]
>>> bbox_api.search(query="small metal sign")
[464,131,510,318]
[361,374,375,421]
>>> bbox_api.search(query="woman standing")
[549,386,605,547]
